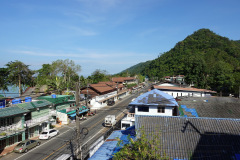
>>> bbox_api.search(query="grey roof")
[0,106,29,118]
[178,97,240,118]
[136,115,240,160]
[129,89,178,106]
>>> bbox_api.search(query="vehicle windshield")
[41,132,48,134]
[17,143,25,147]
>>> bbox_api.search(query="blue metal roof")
[89,126,136,160]
[129,89,178,106]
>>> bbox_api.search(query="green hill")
[119,60,152,76]
[121,28,240,95]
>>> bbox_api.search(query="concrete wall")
[163,91,207,98]
[135,105,173,116]
[56,112,68,124]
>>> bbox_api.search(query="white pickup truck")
[104,115,116,127]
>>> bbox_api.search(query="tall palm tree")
[0,68,9,97]
[5,61,33,97]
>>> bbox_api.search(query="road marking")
[42,143,68,160]
[14,129,72,160]
[82,127,106,146]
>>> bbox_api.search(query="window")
[138,106,149,112]
[122,123,130,129]
[30,140,36,143]
[158,107,165,113]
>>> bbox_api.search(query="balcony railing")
[25,115,51,127]
[127,113,135,118]
[0,123,24,135]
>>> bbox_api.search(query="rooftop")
[112,77,136,83]
[89,83,115,93]
[15,100,51,110]
[136,115,240,160]
[89,126,135,160]
[129,89,178,106]
[0,106,29,118]
[178,97,240,118]
[154,85,216,93]
[37,95,74,104]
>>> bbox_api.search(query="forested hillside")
[119,61,152,75]
[121,29,240,95]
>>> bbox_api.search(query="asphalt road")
[1,89,147,160]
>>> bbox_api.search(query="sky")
[0,0,240,77]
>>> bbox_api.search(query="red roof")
[112,77,136,83]
[90,83,115,93]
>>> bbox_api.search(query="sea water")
[0,86,20,98]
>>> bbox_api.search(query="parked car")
[39,129,59,140]
[14,139,41,153]
[107,100,115,106]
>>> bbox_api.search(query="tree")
[208,61,234,95]
[52,59,81,90]
[5,61,33,96]
[90,69,110,84]
[0,68,9,96]
[113,127,168,160]
[36,64,53,85]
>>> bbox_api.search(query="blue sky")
[0,0,240,77]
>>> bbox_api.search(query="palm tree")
[0,68,9,97]
[5,61,33,97]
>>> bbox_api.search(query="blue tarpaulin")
[89,126,136,160]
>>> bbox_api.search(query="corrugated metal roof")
[15,100,51,110]
[178,97,240,118]
[0,106,29,118]
[37,95,74,104]
[129,89,178,106]
[136,115,240,160]
[89,126,136,160]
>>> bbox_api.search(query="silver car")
[14,139,41,153]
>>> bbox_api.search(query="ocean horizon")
[0,86,21,98]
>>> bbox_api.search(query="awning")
[68,109,89,117]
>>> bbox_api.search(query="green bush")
[0,132,7,136]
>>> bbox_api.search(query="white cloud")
[65,26,98,36]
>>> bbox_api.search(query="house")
[14,100,52,139]
[0,99,54,153]
[112,77,137,85]
[135,97,240,160]
[129,89,179,116]
[120,89,178,130]
[121,112,135,130]
[37,95,79,125]
[81,81,128,109]
[0,106,29,153]
[153,85,216,98]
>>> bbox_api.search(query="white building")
[121,89,179,130]
[154,85,216,98]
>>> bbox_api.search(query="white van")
[56,154,73,160]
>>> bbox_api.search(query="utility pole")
[75,82,82,159]
[86,83,89,107]
[116,82,118,100]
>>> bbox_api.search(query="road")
[1,88,148,160]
